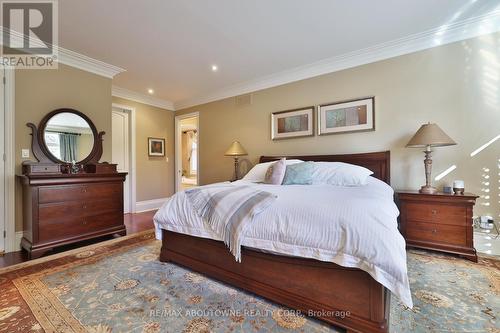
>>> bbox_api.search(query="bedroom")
[0,1,499,332]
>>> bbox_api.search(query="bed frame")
[160,151,392,333]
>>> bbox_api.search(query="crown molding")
[174,9,500,110]
[57,47,125,78]
[112,85,175,111]
[0,28,125,78]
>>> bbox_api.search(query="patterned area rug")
[0,231,498,333]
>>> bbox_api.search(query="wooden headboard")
[259,151,391,184]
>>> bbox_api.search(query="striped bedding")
[185,184,277,262]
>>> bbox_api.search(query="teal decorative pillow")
[282,162,314,185]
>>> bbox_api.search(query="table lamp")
[224,141,248,180]
[406,123,456,194]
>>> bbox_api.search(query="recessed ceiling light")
[147,88,154,94]
[211,65,218,72]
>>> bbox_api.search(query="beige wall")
[15,64,112,230]
[177,32,500,219]
[112,97,175,202]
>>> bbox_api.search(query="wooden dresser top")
[396,190,478,198]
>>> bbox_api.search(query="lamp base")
[419,185,438,194]
[233,157,240,181]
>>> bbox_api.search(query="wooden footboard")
[160,230,390,333]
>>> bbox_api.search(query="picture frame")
[318,97,375,135]
[271,106,314,140]
[148,137,165,156]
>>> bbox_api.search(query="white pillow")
[311,162,373,186]
[242,159,303,183]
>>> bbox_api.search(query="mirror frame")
[37,108,104,165]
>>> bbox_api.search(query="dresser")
[18,108,129,259]
[397,190,478,262]
[19,173,127,259]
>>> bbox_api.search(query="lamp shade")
[406,123,456,148]
[224,141,248,156]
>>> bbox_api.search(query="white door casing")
[112,108,131,213]
[0,66,5,253]
[175,112,199,192]
[2,67,15,253]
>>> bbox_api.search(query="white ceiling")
[58,0,500,109]
[45,112,93,134]
[47,112,91,129]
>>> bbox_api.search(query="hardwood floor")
[0,210,156,268]
[124,210,156,233]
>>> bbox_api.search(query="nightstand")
[397,190,479,262]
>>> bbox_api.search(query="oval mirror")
[43,111,95,163]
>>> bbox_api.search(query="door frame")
[112,103,137,213]
[3,67,15,253]
[175,112,199,192]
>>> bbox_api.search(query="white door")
[0,66,5,253]
[112,108,131,213]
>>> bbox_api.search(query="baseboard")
[15,231,23,251]
[135,198,169,213]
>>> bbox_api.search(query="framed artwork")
[271,106,314,140]
[318,97,374,135]
[148,137,165,156]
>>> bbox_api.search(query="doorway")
[175,113,199,192]
[112,104,136,214]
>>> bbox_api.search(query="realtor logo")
[1,0,58,68]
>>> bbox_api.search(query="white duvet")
[154,177,413,308]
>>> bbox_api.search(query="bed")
[155,151,410,333]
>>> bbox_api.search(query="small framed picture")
[271,106,314,140]
[148,137,165,156]
[318,97,374,135]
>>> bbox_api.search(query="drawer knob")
[431,209,437,215]
[432,229,437,234]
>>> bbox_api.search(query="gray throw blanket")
[185,184,277,262]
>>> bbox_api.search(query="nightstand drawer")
[406,221,466,246]
[404,202,467,226]
[397,190,478,262]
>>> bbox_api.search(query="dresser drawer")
[38,211,124,243]
[23,164,61,174]
[406,221,466,246]
[39,183,122,204]
[404,202,467,226]
[39,198,122,222]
